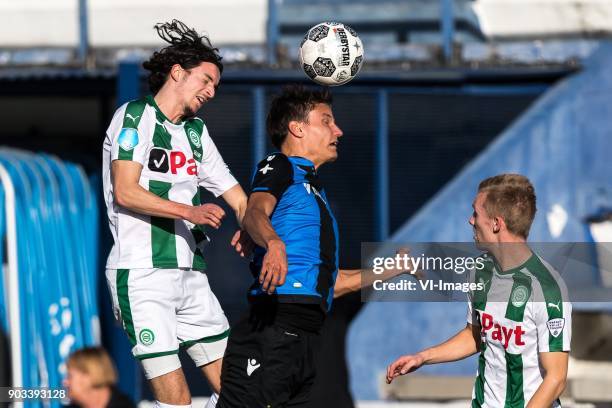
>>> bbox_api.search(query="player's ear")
[492,216,504,233]
[169,64,185,82]
[288,120,304,138]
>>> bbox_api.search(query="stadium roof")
[0,65,575,94]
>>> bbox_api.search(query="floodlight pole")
[441,0,454,63]
[375,89,389,241]
[252,87,267,168]
[267,0,280,66]
[77,0,90,65]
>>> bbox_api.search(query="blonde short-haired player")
[387,174,571,407]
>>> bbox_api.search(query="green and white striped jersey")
[102,96,237,270]
[467,253,571,408]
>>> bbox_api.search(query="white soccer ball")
[299,22,364,86]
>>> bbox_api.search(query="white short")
[106,268,229,365]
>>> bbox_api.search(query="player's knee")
[147,361,191,405]
[186,339,227,368]
[187,340,226,394]
[141,354,182,380]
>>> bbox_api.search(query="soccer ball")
[299,22,364,86]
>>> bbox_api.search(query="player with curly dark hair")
[143,20,224,96]
[102,20,252,408]
[142,19,224,117]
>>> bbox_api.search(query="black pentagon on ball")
[312,57,336,77]
[300,37,308,48]
[351,55,363,76]
[303,63,318,80]
[344,24,358,37]
[308,25,329,42]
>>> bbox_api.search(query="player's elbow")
[333,283,348,299]
[113,184,134,209]
[546,372,567,398]
[114,191,128,208]
[553,375,567,397]
[333,273,359,299]
[559,378,568,396]
[242,208,255,233]
[333,285,354,299]
[243,207,264,234]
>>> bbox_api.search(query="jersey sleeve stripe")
[118,99,147,160]
[122,99,147,129]
[118,142,134,161]
[530,256,566,351]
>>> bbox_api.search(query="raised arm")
[334,249,421,298]
[333,266,417,298]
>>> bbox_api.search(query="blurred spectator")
[63,347,136,408]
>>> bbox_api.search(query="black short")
[217,303,322,408]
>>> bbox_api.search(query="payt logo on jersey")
[480,312,526,350]
[148,148,197,175]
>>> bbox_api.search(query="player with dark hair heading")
[102,20,252,408]
[217,85,410,407]
[143,20,224,99]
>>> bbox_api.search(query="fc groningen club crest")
[139,328,155,345]
[511,285,529,307]
[188,128,201,148]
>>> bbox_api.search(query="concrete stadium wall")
[3,0,612,48]
[0,0,266,47]
[474,0,612,38]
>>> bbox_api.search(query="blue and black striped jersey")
[248,153,340,312]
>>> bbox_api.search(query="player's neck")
[489,240,532,272]
[280,146,322,168]
[153,88,185,124]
